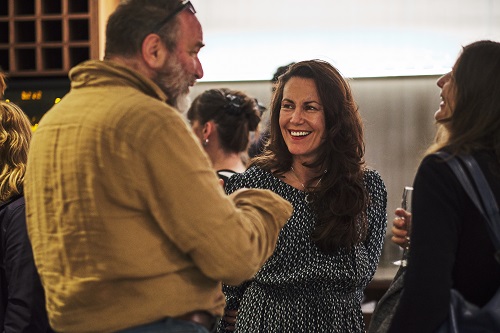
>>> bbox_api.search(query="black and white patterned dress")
[218,166,387,333]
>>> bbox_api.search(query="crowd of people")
[0,0,499,333]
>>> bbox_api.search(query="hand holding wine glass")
[392,186,413,267]
[391,208,412,248]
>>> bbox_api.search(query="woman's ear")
[141,33,168,70]
[202,121,214,141]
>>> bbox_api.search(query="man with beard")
[24,1,293,333]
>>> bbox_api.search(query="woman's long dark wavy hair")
[430,40,500,173]
[251,60,369,253]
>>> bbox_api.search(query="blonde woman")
[0,73,53,332]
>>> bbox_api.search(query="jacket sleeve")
[3,199,51,332]
[133,105,293,286]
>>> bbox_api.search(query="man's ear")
[141,33,168,70]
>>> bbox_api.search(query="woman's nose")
[436,72,451,88]
[290,109,304,123]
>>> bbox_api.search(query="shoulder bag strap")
[434,151,500,262]
[434,151,487,218]
[457,155,500,259]
[458,155,500,224]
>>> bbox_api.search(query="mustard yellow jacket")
[25,60,292,333]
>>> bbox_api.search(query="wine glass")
[393,186,413,267]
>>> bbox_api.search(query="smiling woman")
[217,59,388,332]
[279,76,326,163]
[434,71,456,123]
[387,39,500,333]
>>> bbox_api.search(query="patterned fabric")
[217,166,387,333]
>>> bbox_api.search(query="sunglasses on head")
[153,0,196,33]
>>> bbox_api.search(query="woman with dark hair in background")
[0,72,53,332]
[388,40,500,332]
[187,88,260,183]
[218,59,387,332]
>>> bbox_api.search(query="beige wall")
[189,75,441,265]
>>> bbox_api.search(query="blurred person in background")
[187,88,261,183]
[0,71,53,332]
[247,62,295,159]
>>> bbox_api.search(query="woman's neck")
[211,151,247,173]
[291,162,325,181]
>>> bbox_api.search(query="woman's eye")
[305,106,321,112]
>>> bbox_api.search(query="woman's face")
[435,71,457,123]
[279,77,325,163]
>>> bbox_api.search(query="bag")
[366,265,406,333]
[436,288,500,333]
[368,152,500,333]
[434,152,500,333]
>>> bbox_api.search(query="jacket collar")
[69,60,169,104]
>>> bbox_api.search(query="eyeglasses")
[153,1,196,33]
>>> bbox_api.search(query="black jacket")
[388,151,500,332]
[0,194,53,332]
